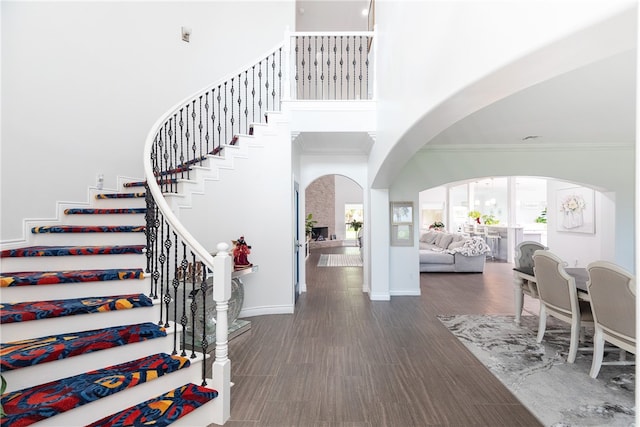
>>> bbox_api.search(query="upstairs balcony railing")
[290,32,374,101]
[141,30,375,394]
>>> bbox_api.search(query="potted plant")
[305,213,317,238]
[468,210,482,224]
[535,208,547,224]
[349,219,363,233]
[429,221,445,231]
[481,214,499,225]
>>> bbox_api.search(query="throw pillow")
[423,231,438,244]
[437,234,454,249]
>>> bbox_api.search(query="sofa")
[419,230,490,273]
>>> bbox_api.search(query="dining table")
[512,266,590,324]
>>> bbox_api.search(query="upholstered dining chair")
[512,241,547,324]
[586,261,636,378]
[532,250,594,363]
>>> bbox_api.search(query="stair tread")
[0,268,145,287]
[0,322,167,372]
[95,192,146,199]
[1,293,153,324]
[87,383,218,427]
[31,225,145,234]
[64,208,147,215]
[0,245,146,258]
[1,352,190,427]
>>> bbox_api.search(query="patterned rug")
[438,314,635,427]
[317,254,363,267]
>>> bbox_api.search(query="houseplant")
[349,219,363,233]
[305,213,317,237]
[429,221,445,231]
[468,210,482,224]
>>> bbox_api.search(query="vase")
[563,210,583,229]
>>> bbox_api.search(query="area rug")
[438,314,635,427]
[317,254,363,267]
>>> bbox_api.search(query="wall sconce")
[182,27,192,43]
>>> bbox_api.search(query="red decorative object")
[232,236,252,270]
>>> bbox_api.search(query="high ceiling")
[295,1,636,154]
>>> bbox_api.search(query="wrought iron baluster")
[251,66,256,123]
[163,219,172,328]
[307,35,312,99]
[171,231,179,355]
[216,86,222,153]
[223,82,228,145]
[278,48,282,108]
[157,216,166,324]
[205,92,210,155]
[301,37,305,99]
[320,36,325,99]
[265,56,269,112]
[179,245,188,357]
[314,36,318,99]
[271,52,276,108]
[258,61,263,119]
[190,262,198,358]
[237,73,242,136]
[359,36,363,99]
[151,204,160,300]
[333,36,337,100]
[198,96,203,164]
[366,38,370,99]
[179,108,185,179]
[244,71,249,133]
[191,99,198,168]
[294,38,299,99]
[345,36,350,99]
[340,36,344,100]
[232,77,236,139]
[353,36,357,99]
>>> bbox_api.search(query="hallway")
[225,246,542,426]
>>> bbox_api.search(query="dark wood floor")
[223,246,543,426]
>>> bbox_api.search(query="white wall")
[178,114,295,317]
[1,0,294,242]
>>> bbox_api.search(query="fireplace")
[311,226,329,241]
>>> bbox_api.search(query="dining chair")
[586,261,636,378]
[533,250,594,363]
[513,241,546,324]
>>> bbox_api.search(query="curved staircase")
[0,181,221,426]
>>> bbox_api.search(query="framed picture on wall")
[556,187,595,234]
[391,201,414,246]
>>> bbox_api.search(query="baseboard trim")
[239,304,294,318]
[390,290,421,296]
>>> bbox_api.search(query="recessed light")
[362,8,369,16]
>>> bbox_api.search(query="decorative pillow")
[422,231,438,244]
[448,240,465,250]
[448,237,491,256]
[437,234,454,249]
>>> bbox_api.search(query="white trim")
[390,290,421,296]
[239,305,295,318]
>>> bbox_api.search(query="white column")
[369,188,390,300]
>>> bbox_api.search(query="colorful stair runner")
[86,383,218,427]
[64,208,147,215]
[31,225,145,233]
[95,192,145,199]
[0,268,144,287]
[0,245,146,258]
[1,353,190,427]
[0,293,153,324]
[0,322,166,372]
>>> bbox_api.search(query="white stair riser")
[29,232,146,247]
[0,253,146,272]
[2,303,161,342]
[0,278,150,304]
[61,214,147,226]
[92,198,147,209]
[33,356,207,427]
[3,324,182,394]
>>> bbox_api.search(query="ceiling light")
[362,8,369,16]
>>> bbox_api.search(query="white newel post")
[211,242,231,425]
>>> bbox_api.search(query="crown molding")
[419,142,633,153]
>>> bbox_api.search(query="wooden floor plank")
[224,246,543,426]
